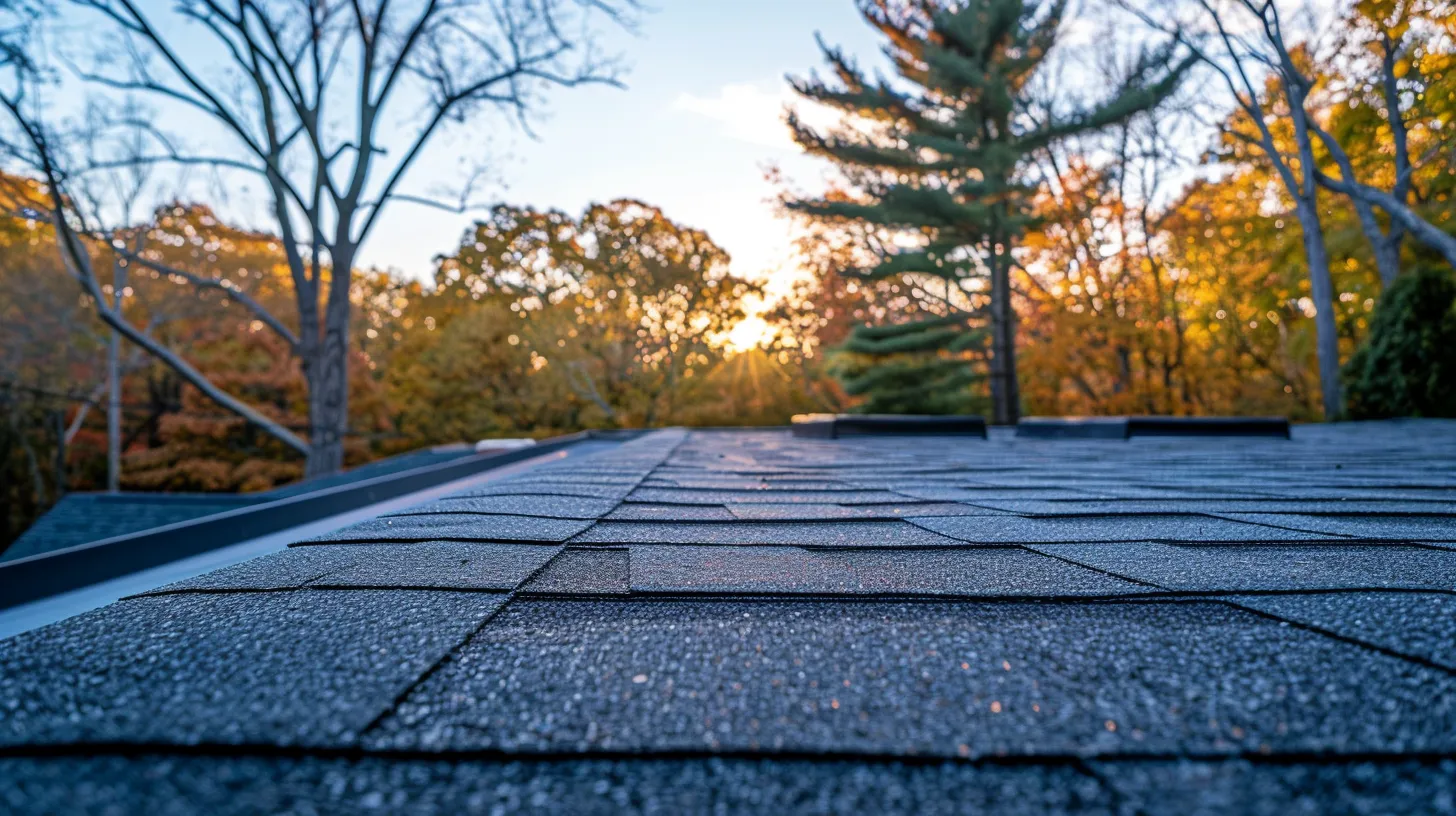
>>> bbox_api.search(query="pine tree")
[787,0,1192,422]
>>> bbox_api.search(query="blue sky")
[362,0,889,286]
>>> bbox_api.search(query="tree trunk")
[304,267,353,477]
[107,263,125,493]
[1292,198,1343,420]
[304,340,348,477]
[987,245,1021,424]
[1373,236,1401,288]
[107,322,121,493]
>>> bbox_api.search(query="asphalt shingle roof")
[5,422,1456,814]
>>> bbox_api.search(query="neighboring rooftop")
[0,443,480,562]
[4,422,1456,813]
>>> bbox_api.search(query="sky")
[361,0,888,287]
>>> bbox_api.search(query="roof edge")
[0,430,628,610]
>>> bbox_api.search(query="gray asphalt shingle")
[908,515,1341,544]
[570,520,970,547]
[628,546,1147,597]
[1030,543,1456,592]
[0,756,1117,815]
[386,495,619,519]
[1224,592,1456,669]
[0,591,504,747]
[367,599,1456,756]
[1214,512,1456,542]
[9,423,1456,813]
[520,548,630,595]
[297,514,593,544]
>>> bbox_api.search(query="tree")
[786,0,1191,422]
[1344,265,1456,418]
[6,0,636,476]
[437,199,754,426]
[1309,0,1456,273]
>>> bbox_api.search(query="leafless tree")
[1123,0,1345,419]
[7,0,636,476]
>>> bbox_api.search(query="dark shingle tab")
[385,495,619,519]
[628,545,1146,597]
[570,520,971,547]
[366,599,1456,756]
[297,514,592,544]
[1,591,504,747]
[908,514,1341,544]
[0,756,1117,815]
[519,548,629,595]
[1225,592,1456,669]
[1031,542,1456,592]
[1213,512,1456,542]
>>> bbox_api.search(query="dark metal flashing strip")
[0,431,625,610]
[1127,416,1290,438]
[792,414,989,439]
[1017,416,1291,440]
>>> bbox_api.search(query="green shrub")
[1344,266,1456,419]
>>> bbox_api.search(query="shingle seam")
[347,432,692,741]
[290,537,570,546]
[381,510,610,520]
[1027,545,1456,676]
[354,597,515,739]
[902,521,1355,545]
[1200,512,1427,540]
[121,585,518,600]
[119,584,1456,603]
[1215,597,1456,675]
[4,742,1456,767]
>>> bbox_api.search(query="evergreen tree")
[1344,266,1456,420]
[787,0,1192,422]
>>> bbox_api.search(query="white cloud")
[673,82,838,152]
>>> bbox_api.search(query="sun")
[725,315,771,352]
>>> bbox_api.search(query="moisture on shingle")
[1091,759,1456,816]
[304,542,561,590]
[724,502,1004,521]
[144,546,344,593]
[569,520,969,547]
[365,599,1456,756]
[297,514,593,544]
[446,483,633,500]
[605,503,737,521]
[519,548,629,595]
[1031,543,1456,592]
[1215,513,1456,542]
[628,546,1146,597]
[890,486,1105,501]
[1225,592,1456,669]
[626,487,911,505]
[384,495,618,520]
[0,591,504,747]
[957,499,1456,517]
[909,515,1341,544]
[0,755,1116,816]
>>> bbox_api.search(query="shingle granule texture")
[520,548,630,595]
[1029,542,1456,591]
[0,591,505,747]
[8,423,1456,813]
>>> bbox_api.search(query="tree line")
[1,0,1454,548]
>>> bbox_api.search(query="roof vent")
[1015,417,1127,440]
[792,414,988,439]
[1016,416,1290,439]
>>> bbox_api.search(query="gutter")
[0,431,633,612]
